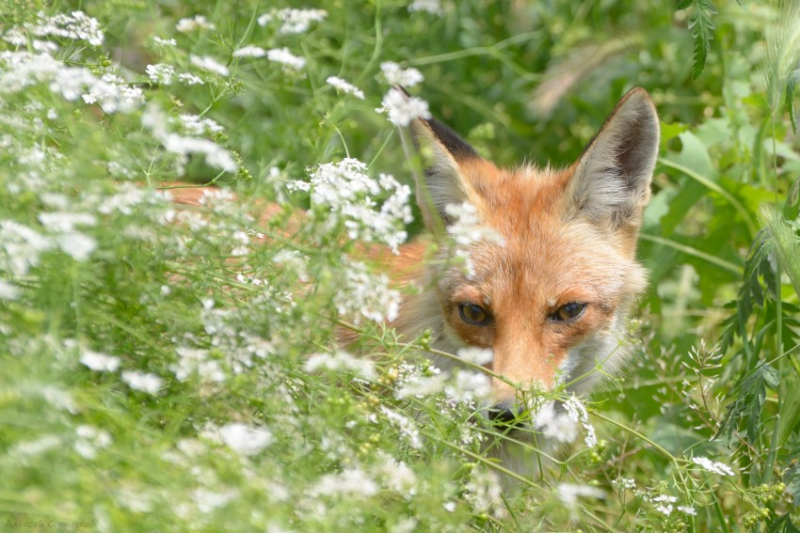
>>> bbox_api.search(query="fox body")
[392,88,659,434]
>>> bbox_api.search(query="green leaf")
[768,514,800,533]
[682,0,718,79]
[716,363,780,445]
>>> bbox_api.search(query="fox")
[167,87,659,472]
[386,87,659,466]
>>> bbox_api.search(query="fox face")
[395,89,659,419]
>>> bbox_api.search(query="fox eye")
[550,302,587,322]
[459,303,491,326]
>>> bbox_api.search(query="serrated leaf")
[768,514,800,533]
[677,0,694,9]
[683,0,718,79]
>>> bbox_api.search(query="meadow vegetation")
[1,0,800,531]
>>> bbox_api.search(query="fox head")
[398,88,659,420]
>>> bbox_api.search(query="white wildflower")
[377,87,431,127]
[171,346,226,383]
[395,374,447,398]
[11,435,61,457]
[266,48,306,70]
[692,456,735,476]
[258,8,327,34]
[55,232,97,261]
[409,0,444,15]
[121,370,164,395]
[0,220,53,275]
[380,62,424,87]
[219,422,273,456]
[176,15,215,33]
[457,346,493,365]
[563,396,598,447]
[445,370,491,403]
[178,114,224,136]
[189,55,229,77]
[611,477,636,490]
[379,407,423,449]
[153,37,177,47]
[304,351,376,381]
[178,73,204,85]
[80,350,121,372]
[533,402,578,443]
[38,212,96,232]
[326,76,365,99]
[312,467,378,498]
[233,46,267,58]
[19,11,104,46]
[655,504,674,516]
[193,488,238,513]
[335,261,401,324]
[146,64,175,85]
[74,425,112,459]
[445,202,503,247]
[292,159,412,253]
[677,505,697,516]
[443,502,456,512]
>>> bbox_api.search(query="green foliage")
[677,0,719,79]
[0,0,799,531]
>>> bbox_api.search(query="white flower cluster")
[146,64,175,85]
[311,467,378,498]
[0,215,96,270]
[142,104,237,174]
[171,346,226,383]
[533,397,597,447]
[445,370,491,403]
[289,158,412,253]
[456,346,494,365]
[80,350,121,372]
[266,48,306,71]
[563,396,598,448]
[379,406,423,449]
[233,46,267,58]
[178,114,224,136]
[219,422,273,456]
[334,260,401,324]
[443,202,503,279]
[409,0,445,16]
[326,76,365,99]
[377,87,431,127]
[380,62,424,87]
[0,52,144,114]
[303,350,377,381]
[258,8,328,34]
[691,456,735,476]
[176,15,216,33]
[4,11,104,47]
[121,370,164,395]
[641,494,696,517]
[190,55,229,77]
[74,425,112,460]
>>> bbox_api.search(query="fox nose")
[487,403,525,427]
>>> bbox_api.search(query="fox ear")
[410,116,482,231]
[568,88,659,229]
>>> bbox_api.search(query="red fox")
[167,87,659,464]
[391,88,659,432]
